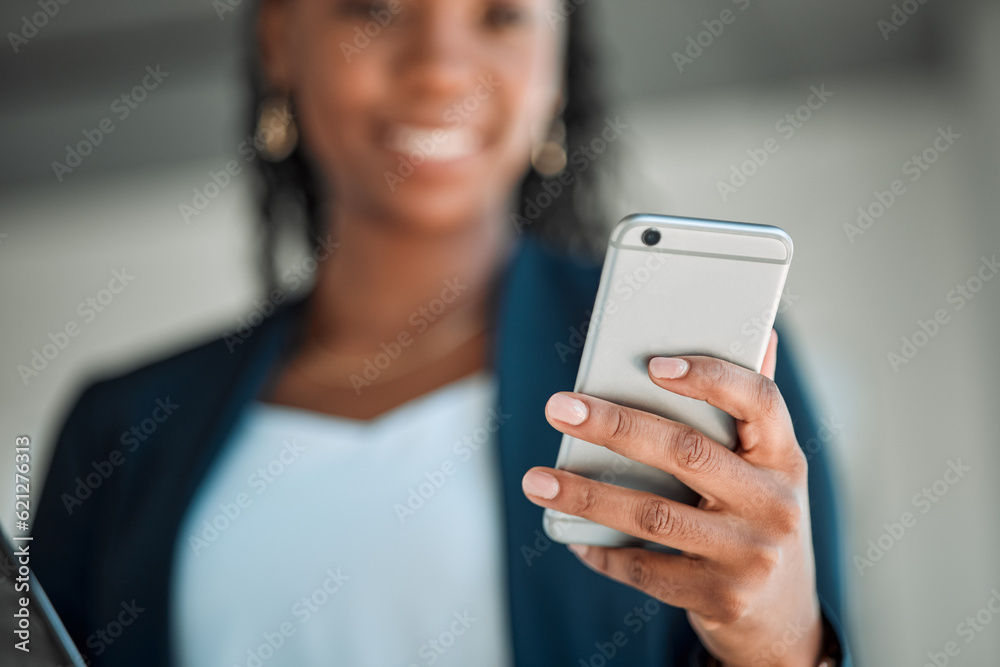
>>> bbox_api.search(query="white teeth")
[385,124,481,162]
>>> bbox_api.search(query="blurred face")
[259,0,565,233]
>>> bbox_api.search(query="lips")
[383,123,483,162]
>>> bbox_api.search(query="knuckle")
[787,446,809,478]
[771,495,804,533]
[605,406,637,443]
[589,545,610,571]
[746,542,782,578]
[754,378,784,420]
[674,427,715,474]
[570,482,599,517]
[702,358,729,387]
[638,497,680,540]
[714,588,750,624]
[652,572,683,602]
[625,551,656,590]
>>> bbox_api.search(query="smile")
[383,124,482,162]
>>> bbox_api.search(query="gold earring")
[256,95,298,162]
[531,115,568,177]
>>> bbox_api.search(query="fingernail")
[649,357,689,379]
[546,394,588,425]
[568,543,590,558]
[522,470,560,499]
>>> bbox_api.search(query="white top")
[170,370,513,667]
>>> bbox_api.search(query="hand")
[521,331,824,667]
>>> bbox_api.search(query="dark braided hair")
[244,3,616,294]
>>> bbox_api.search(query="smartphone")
[543,213,793,547]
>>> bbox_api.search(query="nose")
[397,8,476,103]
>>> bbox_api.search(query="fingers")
[544,393,763,505]
[647,351,792,434]
[566,544,744,623]
[522,467,739,556]
[761,329,778,381]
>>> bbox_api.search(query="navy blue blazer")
[33,233,851,666]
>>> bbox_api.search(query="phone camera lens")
[641,228,661,246]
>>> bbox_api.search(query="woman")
[33,0,850,665]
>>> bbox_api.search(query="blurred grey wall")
[0,0,949,187]
[2,1,998,665]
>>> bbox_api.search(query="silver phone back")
[544,214,793,547]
